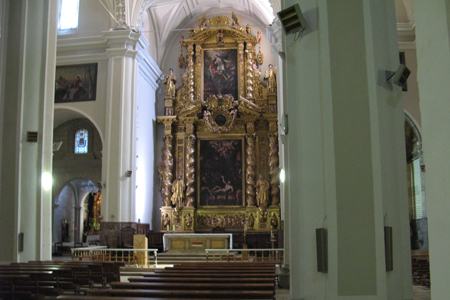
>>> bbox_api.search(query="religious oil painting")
[55,63,98,103]
[199,139,244,207]
[203,49,238,101]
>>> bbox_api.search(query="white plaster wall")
[401,49,421,127]
[413,1,450,298]
[135,67,156,225]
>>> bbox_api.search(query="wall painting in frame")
[55,63,98,103]
[198,138,244,207]
[203,49,238,101]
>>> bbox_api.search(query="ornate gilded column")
[245,46,254,101]
[238,41,245,99]
[185,134,196,207]
[161,134,174,206]
[268,133,280,206]
[187,45,195,102]
[246,132,256,206]
[195,44,202,103]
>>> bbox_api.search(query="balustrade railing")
[71,247,158,267]
[205,248,284,264]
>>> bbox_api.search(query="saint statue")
[264,64,277,93]
[270,213,278,230]
[164,68,177,97]
[61,219,69,241]
[171,174,185,207]
[256,174,270,207]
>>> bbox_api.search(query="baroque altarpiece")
[157,14,280,235]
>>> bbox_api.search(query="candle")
[167,224,169,231]
[173,225,175,232]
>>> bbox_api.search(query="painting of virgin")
[203,49,238,101]
[199,139,244,206]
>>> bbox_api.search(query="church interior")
[1,0,449,299]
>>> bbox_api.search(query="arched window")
[58,0,80,35]
[74,129,88,154]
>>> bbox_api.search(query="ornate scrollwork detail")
[268,133,280,206]
[208,15,231,28]
[246,133,256,206]
[196,213,245,229]
[185,134,196,207]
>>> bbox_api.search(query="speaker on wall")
[384,226,393,271]
[277,4,307,35]
[316,228,328,273]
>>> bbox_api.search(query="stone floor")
[413,285,431,300]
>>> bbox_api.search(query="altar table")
[163,233,232,253]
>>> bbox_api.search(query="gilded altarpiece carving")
[157,14,280,233]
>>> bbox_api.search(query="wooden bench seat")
[84,288,275,299]
[143,272,274,278]
[110,281,274,290]
[128,276,274,284]
[58,296,273,300]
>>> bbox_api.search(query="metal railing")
[205,248,284,264]
[71,247,158,267]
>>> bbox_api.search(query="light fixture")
[280,168,285,183]
[126,170,132,177]
[42,172,52,191]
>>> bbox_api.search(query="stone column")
[413,1,450,298]
[0,0,58,262]
[285,1,411,299]
[101,30,142,222]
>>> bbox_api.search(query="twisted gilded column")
[185,134,196,207]
[238,42,245,98]
[268,133,280,206]
[187,45,195,102]
[246,49,254,100]
[195,44,202,102]
[246,133,256,206]
[161,134,174,206]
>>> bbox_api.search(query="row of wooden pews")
[0,260,124,299]
[57,261,277,299]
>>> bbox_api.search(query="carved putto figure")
[247,213,255,229]
[164,68,177,97]
[163,213,170,230]
[185,213,192,228]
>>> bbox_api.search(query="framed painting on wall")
[198,138,244,207]
[203,49,238,101]
[55,63,98,103]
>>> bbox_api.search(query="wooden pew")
[110,281,275,290]
[84,288,275,299]
[128,276,274,284]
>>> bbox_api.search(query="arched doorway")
[53,179,101,244]
[405,113,428,250]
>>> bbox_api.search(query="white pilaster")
[285,1,411,299]
[413,1,450,298]
[102,30,140,222]
[0,0,58,262]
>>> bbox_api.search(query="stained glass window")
[75,129,88,154]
